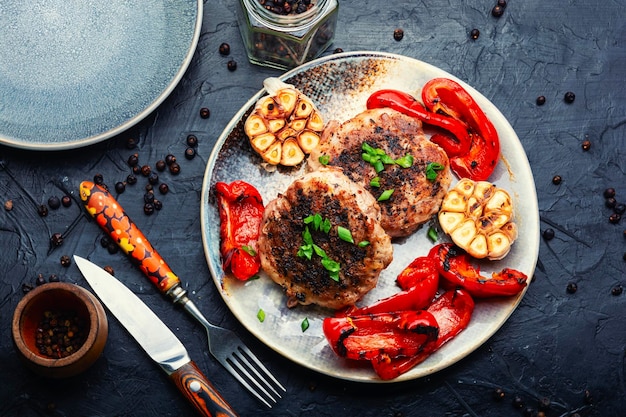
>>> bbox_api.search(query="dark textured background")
[1,1,625,416]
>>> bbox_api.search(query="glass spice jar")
[236,0,338,70]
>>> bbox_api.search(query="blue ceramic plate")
[200,51,540,382]
[0,0,202,150]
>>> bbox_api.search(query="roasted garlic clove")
[243,77,325,167]
[438,179,517,260]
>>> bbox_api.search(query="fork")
[79,181,286,407]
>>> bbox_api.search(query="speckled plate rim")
[0,1,202,151]
[200,51,540,383]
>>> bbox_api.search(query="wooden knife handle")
[170,361,239,417]
[79,181,181,294]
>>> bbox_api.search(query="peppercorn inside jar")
[237,0,339,70]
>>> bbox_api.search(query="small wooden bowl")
[12,282,108,378]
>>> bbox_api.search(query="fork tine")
[222,359,274,408]
[238,345,286,393]
[233,348,282,399]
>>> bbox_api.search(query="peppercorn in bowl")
[12,282,108,378]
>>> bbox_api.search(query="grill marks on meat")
[258,168,393,309]
[309,108,452,238]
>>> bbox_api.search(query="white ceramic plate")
[200,51,540,382]
[0,0,202,150]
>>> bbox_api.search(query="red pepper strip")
[338,256,439,317]
[429,243,528,298]
[422,78,500,181]
[322,311,439,361]
[215,180,264,281]
[371,288,475,380]
[366,89,471,157]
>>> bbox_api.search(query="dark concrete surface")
[1,1,625,416]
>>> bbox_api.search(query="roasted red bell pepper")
[421,78,500,181]
[366,89,471,157]
[339,256,439,317]
[323,311,439,361]
[429,243,527,298]
[215,180,264,280]
[371,288,475,380]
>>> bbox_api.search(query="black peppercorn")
[566,282,578,294]
[61,195,72,207]
[551,175,562,185]
[100,235,112,248]
[200,107,211,119]
[333,47,344,54]
[106,243,119,254]
[219,42,231,56]
[393,28,404,41]
[614,203,625,215]
[144,191,155,204]
[141,165,151,177]
[609,213,621,224]
[48,274,59,283]
[606,197,617,209]
[611,285,623,296]
[153,199,163,211]
[492,387,505,401]
[470,28,480,39]
[542,228,555,240]
[132,165,141,175]
[128,153,139,167]
[126,174,138,185]
[50,232,63,247]
[159,183,169,195]
[581,140,591,151]
[169,162,181,175]
[115,181,126,194]
[564,91,576,103]
[36,273,46,286]
[185,147,196,160]
[60,255,71,267]
[186,134,198,147]
[165,154,177,165]
[104,265,115,276]
[143,203,155,216]
[145,183,153,192]
[148,173,159,185]
[536,95,546,105]
[497,0,507,7]
[22,283,34,293]
[126,137,138,149]
[154,160,166,172]
[37,204,49,217]
[604,188,616,198]
[512,394,524,409]
[93,173,104,185]
[48,196,61,210]
[538,397,551,411]
[491,5,504,17]
[227,60,237,71]
[522,407,534,417]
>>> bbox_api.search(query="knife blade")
[74,256,239,417]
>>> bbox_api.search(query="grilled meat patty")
[309,108,452,238]
[258,168,393,309]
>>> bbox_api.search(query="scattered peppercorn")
[511,394,524,409]
[333,47,344,54]
[126,137,138,149]
[564,91,575,103]
[200,107,211,119]
[115,181,126,194]
[566,282,578,294]
[492,387,505,401]
[50,232,64,247]
[470,28,480,39]
[48,196,61,210]
[165,154,177,165]
[542,228,555,240]
[551,175,562,185]
[583,389,593,404]
[104,265,115,276]
[128,153,139,167]
[36,273,46,286]
[609,213,621,224]
[497,0,507,7]
[614,203,625,215]
[169,162,181,175]
[538,397,551,411]
[581,140,591,151]
[159,183,169,195]
[393,28,404,41]
[60,255,71,267]
[132,165,141,175]
[227,60,237,71]
[611,285,623,296]
[154,199,163,211]
[491,5,504,17]
[185,147,197,160]
[145,183,153,192]
[93,173,104,185]
[48,274,59,283]
[126,174,138,185]
[61,195,72,207]
[186,134,198,147]
[37,204,49,217]
[536,95,546,105]
[140,165,151,177]
[522,407,534,417]
[22,283,34,294]
[606,197,617,209]
[144,203,155,215]
[144,191,155,204]
[155,159,166,172]
[4,199,13,211]
[603,188,615,199]
[148,172,159,185]
[219,42,231,56]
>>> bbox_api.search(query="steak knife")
[74,255,238,417]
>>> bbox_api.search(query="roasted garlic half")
[244,77,325,166]
[438,178,518,260]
